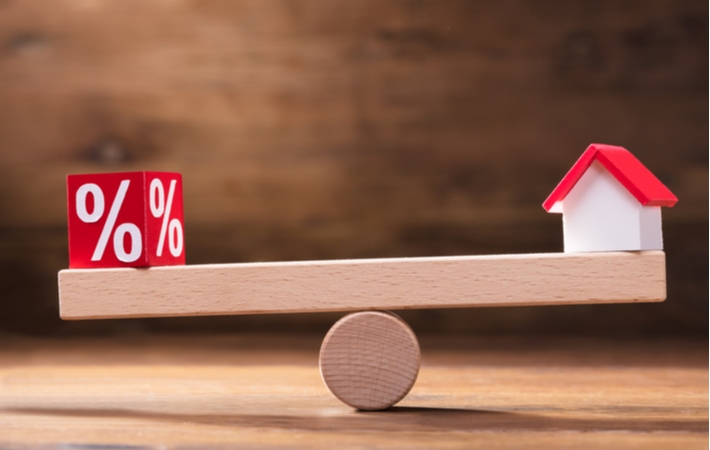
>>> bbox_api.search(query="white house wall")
[639,205,663,250]
[561,161,645,252]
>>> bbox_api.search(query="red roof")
[543,144,678,212]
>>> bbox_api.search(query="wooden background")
[0,0,706,336]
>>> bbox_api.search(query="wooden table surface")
[0,333,707,449]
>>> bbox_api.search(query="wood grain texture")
[0,334,706,449]
[58,251,666,320]
[319,311,420,410]
[0,0,705,229]
[0,0,705,336]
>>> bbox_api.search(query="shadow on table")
[6,405,707,434]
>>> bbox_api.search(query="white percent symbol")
[150,178,184,257]
[75,181,143,263]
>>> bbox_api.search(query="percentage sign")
[75,180,143,263]
[150,178,184,257]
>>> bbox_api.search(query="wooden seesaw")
[57,144,678,410]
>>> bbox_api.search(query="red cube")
[66,172,185,268]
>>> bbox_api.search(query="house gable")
[561,160,659,252]
[543,144,678,213]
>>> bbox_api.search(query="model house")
[543,144,678,252]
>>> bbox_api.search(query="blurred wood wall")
[0,0,706,336]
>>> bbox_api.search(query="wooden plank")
[58,251,666,320]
